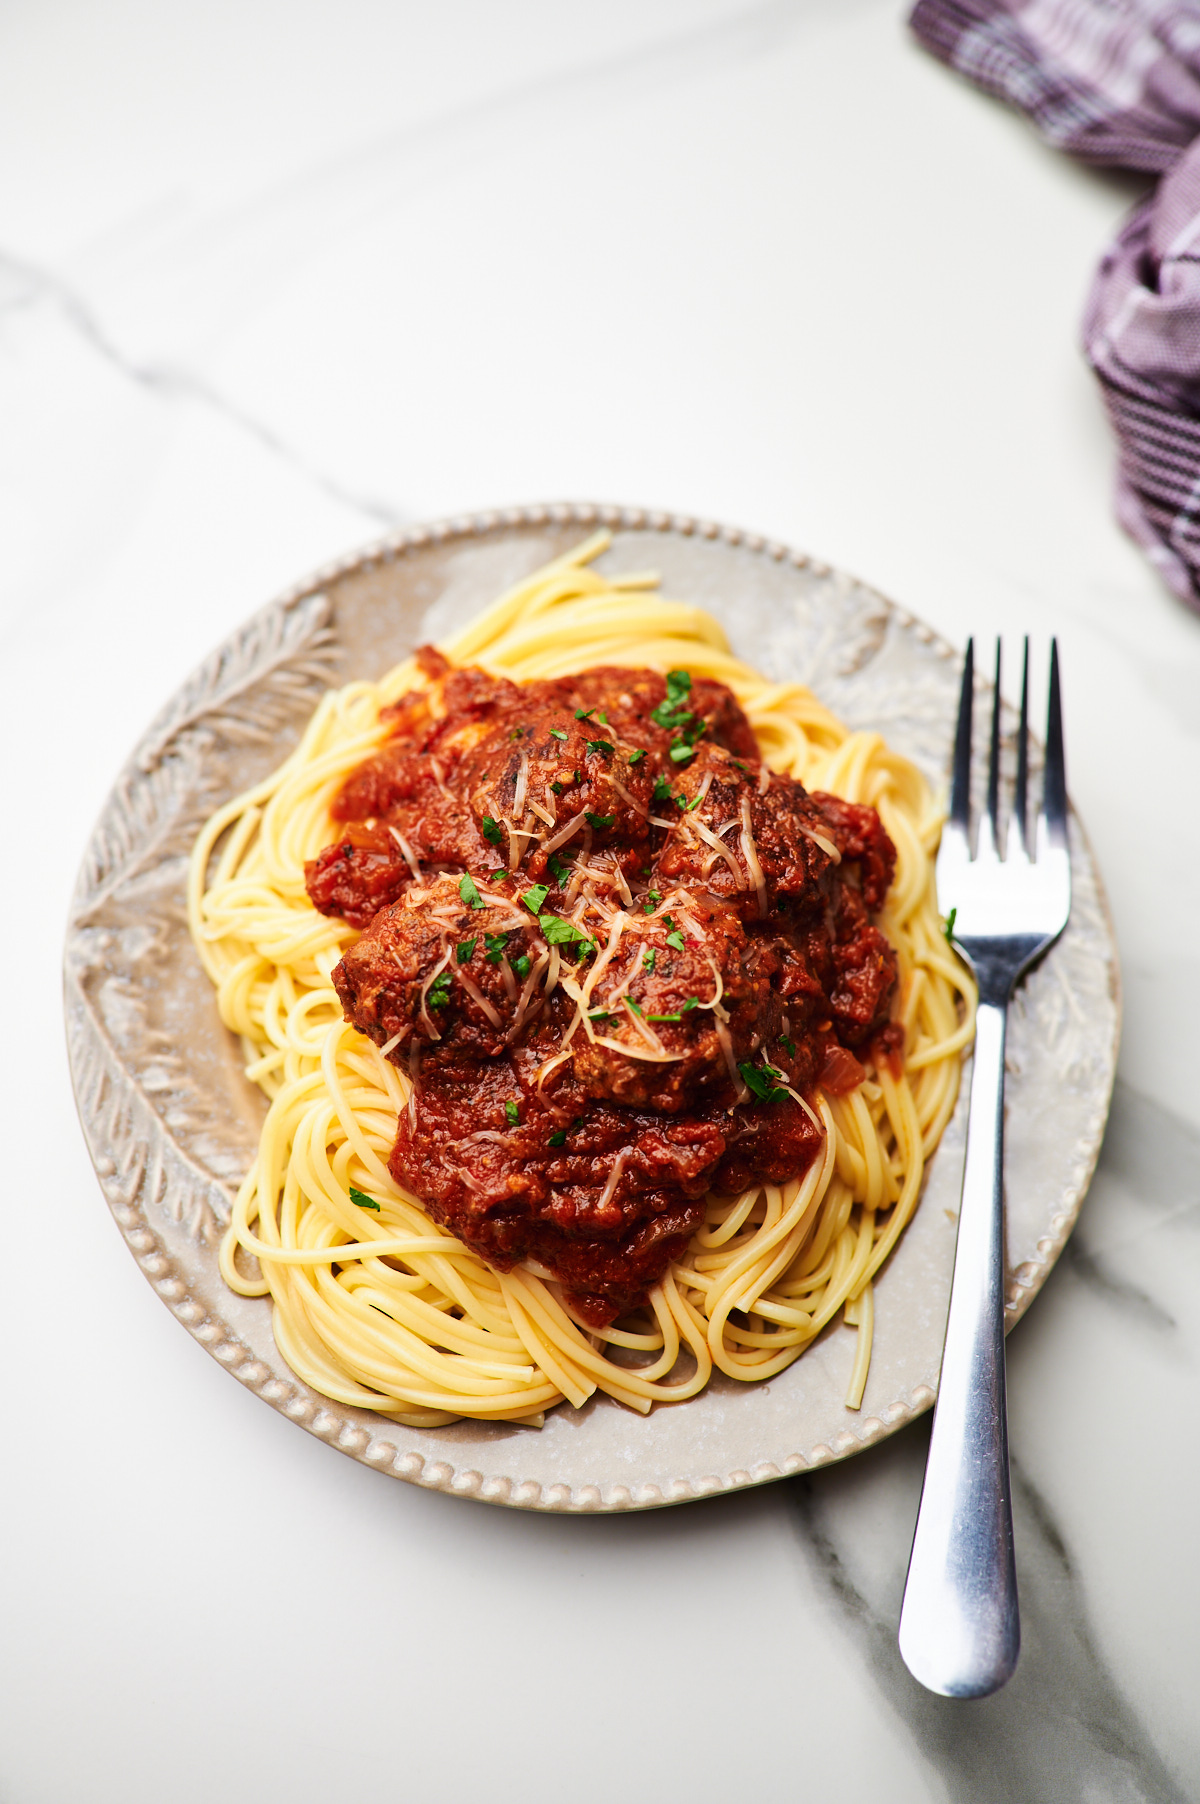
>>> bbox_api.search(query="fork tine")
[1042,638,1067,848]
[1011,637,1030,857]
[981,639,1002,857]
[949,638,974,832]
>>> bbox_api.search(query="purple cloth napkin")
[911,0,1200,607]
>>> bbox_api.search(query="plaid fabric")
[911,0,1200,606]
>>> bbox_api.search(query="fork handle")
[898,998,1019,1697]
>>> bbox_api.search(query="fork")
[897,639,1071,1698]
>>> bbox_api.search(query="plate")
[64,504,1120,1512]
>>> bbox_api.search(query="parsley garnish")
[349,1185,381,1211]
[642,891,661,914]
[627,748,647,765]
[551,780,563,794]
[540,915,595,952]
[575,707,597,722]
[943,907,957,943]
[653,775,674,804]
[459,874,484,909]
[521,884,550,914]
[505,1100,520,1127]
[484,932,509,963]
[597,711,609,725]
[427,971,452,1008]
[456,937,477,963]
[549,727,568,741]
[549,854,571,884]
[739,1060,788,1103]
[481,816,504,847]
[548,1129,566,1147]
[670,742,696,764]
[585,811,615,830]
[680,996,700,1011]
[625,997,645,1017]
[586,739,614,759]
[666,930,685,952]
[684,792,704,810]
[650,669,692,730]
[514,954,531,979]
[643,948,656,971]
[779,1035,796,1058]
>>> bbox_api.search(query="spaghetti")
[189,534,974,1426]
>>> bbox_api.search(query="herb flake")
[459,874,484,909]
[456,937,477,963]
[349,1185,381,1211]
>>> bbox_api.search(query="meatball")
[655,745,841,923]
[568,891,786,1113]
[332,875,551,1062]
[456,699,659,881]
[570,667,760,762]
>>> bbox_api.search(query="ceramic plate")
[64,504,1120,1511]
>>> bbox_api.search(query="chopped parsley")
[627,748,647,765]
[666,930,685,952]
[514,954,531,979]
[575,707,597,722]
[739,1060,789,1103]
[505,1100,520,1127]
[549,853,571,884]
[943,907,957,943]
[548,1129,566,1147]
[683,792,704,810]
[521,884,550,914]
[643,948,656,971]
[779,1035,796,1058]
[348,1185,381,1211]
[584,811,615,831]
[484,932,510,963]
[625,997,645,1017]
[642,890,662,914]
[456,937,477,963]
[586,739,614,759]
[427,970,452,1008]
[481,816,504,847]
[680,996,700,1012]
[670,742,696,764]
[540,914,595,952]
[550,780,563,795]
[549,727,568,741]
[652,775,674,804]
[650,668,692,730]
[459,874,484,909]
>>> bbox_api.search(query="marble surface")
[3,3,1198,1800]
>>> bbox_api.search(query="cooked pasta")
[189,533,974,1426]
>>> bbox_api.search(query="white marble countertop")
[3,3,1198,1799]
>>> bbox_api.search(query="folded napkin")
[911,0,1200,607]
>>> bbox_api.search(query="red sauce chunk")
[306,657,899,1326]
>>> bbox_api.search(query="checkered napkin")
[911,0,1200,607]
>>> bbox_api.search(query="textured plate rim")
[64,499,1122,1512]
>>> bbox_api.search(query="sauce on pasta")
[305,655,900,1326]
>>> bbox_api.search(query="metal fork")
[897,639,1071,1699]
